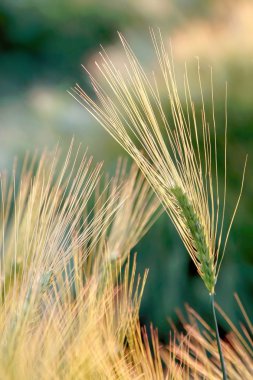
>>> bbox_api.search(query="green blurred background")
[0,0,252,339]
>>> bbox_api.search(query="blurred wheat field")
[1,2,253,351]
[0,142,251,379]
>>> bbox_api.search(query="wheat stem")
[210,293,227,380]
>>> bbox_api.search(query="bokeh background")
[1,0,252,339]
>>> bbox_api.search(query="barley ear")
[171,186,215,293]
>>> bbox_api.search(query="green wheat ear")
[171,186,215,293]
[74,30,247,296]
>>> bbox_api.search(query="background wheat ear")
[165,294,253,380]
[79,158,162,288]
[72,29,248,379]
[0,143,170,379]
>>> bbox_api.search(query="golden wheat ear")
[98,159,162,260]
[0,142,126,310]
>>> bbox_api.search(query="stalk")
[172,186,227,378]
[210,293,227,380]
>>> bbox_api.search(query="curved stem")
[210,293,227,380]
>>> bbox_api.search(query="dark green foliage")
[0,0,143,96]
